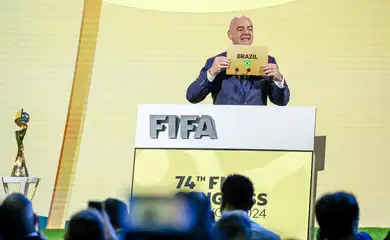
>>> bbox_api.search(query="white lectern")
[133,104,316,240]
[0,176,40,200]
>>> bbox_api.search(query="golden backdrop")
[0,0,389,228]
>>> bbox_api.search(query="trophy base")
[0,176,40,200]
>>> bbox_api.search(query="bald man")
[186,16,290,106]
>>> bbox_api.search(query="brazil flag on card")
[243,60,252,66]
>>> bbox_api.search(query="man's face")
[228,17,253,45]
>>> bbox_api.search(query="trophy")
[1,109,40,200]
[12,109,30,177]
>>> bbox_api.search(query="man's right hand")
[209,56,230,77]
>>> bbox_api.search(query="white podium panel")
[133,104,316,240]
[0,176,40,200]
[135,104,315,151]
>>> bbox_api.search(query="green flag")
[243,60,252,66]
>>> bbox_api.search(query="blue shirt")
[220,210,280,240]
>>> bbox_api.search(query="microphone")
[244,68,251,80]
[234,68,239,76]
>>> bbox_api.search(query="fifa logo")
[150,115,217,139]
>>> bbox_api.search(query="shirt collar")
[220,210,249,219]
[25,232,40,238]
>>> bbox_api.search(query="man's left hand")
[262,64,283,81]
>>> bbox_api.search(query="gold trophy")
[1,109,40,200]
[11,109,30,177]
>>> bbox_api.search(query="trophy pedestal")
[0,176,40,200]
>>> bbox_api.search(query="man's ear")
[250,199,255,208]
[227,30,232,40]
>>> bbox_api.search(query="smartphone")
[129,196,195,232]
[88,201,104,212]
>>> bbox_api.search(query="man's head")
[221,174,254,212]
[0,193,37,239]
[175,191,214,238]
[212,211,252,240]
[65,209,105,240]
[227,15,253,45]
[104,198,130,230]
[315,192,359,240]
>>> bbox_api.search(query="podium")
[0,176,40,200]
[132,104,316,240]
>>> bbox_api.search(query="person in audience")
[220,174,280,240]
[65,208,118,240]
[104,198,130,239]
[385,230,390,240]
[211,211,252,240]
[175,191,214,240]
[315,192,372,240]
[0,193,46,240]
[65,209,106,240]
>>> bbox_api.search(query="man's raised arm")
[186,56,230,103]
[263,57,290,106]
[266,80,290,106]
[186,60,214,104]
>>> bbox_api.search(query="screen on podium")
[131,148,313,239]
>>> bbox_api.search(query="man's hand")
[209,56,230,77]
[262,64,283,81]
